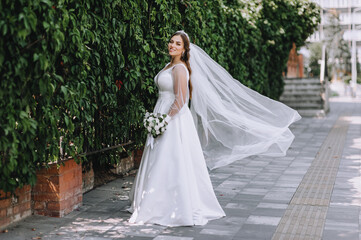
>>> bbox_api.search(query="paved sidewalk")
[1,97,361,240]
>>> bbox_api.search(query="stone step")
[283,87,324,92]
[284,80,321,85]
[284,78,321,84]
[280,92,322,99]
[284,78,324,83]
[280,96,323,102]
[284,85,323,91]
[282,91,324,96]
[281,78,329,115]
[285,102,325,109]
[281,91,323,95]
[283,103,324,108]
[284,82,322,87]
[281,91,323,96]
[296,109,328,117]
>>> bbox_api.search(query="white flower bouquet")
[143,112,170,138]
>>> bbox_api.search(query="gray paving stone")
[0,227,44,240]
[251,208,286,218]
[245,216,281,226]
[2,98,361,240]
[206,216,246,227]
[256,203,288,210]
[108,223,166,238]
[159,226,201,238]
[326,206,360,221]
[194,234,233,240]
[199,226,238,236]
[83,237,116,240]
[273,181,300,188]
[322,229,360,240]
[241,188,269,195]
[324,219,359,231]
[272,111,353,239]
[153,235,193,240]
[234,224,276,240]
[233,193,265,201]
[263,191,294,202]
[245,182,275,190]
[114,236,153,240]
[223,207,256,218]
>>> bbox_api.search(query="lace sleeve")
[168,65,188,117]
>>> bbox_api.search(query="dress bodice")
[155,64,189,96]
[152,63,190,116]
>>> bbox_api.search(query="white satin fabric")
[128,64,225,226]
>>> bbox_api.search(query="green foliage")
[308,42,322,77]
[0,0,320,193]
[255,0,321,97]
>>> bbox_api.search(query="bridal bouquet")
[143,112,170,138]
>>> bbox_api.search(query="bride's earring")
[182,51,185,59]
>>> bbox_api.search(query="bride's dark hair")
[171,31,193,98]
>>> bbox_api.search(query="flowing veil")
[189,43,301,170]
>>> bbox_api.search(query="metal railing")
[60,109,136,161]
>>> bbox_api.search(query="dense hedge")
[0,0,320,193]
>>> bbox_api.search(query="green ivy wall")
[0,0,320,193]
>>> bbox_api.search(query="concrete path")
[1,96,360,240]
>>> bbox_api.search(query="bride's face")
[168,35,184,58]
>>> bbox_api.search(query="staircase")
[280,77,329,117]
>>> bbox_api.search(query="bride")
[127,31,300,226]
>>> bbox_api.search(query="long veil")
[189,43,301,170]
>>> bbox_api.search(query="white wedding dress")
[128,63,226,226]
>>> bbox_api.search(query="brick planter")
[82,162,94,194]
[134,148,144,169]
[0,185,31,230]
[32,159,82,217]
[111,151,135,175]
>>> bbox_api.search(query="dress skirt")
[128,92,225,226]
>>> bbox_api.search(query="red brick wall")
[1,149,140,228]
[0,185,31,230]
[298,54,304,78]
[32,159,82,217]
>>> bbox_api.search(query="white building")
[308,0,361,62]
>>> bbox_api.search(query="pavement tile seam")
[272,115,349,240]
[2,99,361,240]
